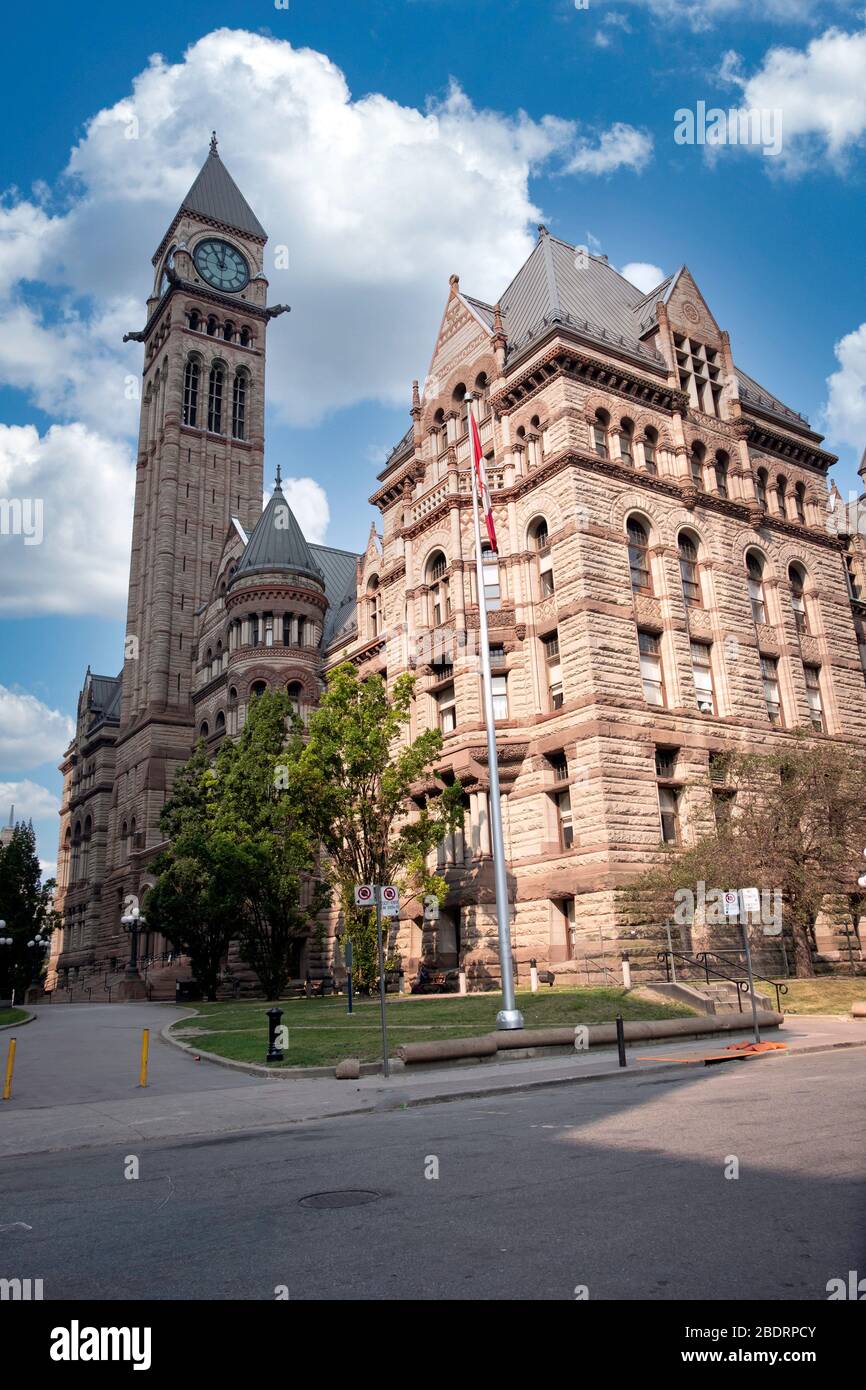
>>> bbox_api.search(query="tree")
[144,744,241,1001]
[627,737,866,978]
[294,664,463,990]
[0,821,57,999]
[213,689,329,999]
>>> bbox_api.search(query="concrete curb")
[0,1010,36,1032]
[160,1021,401,1079]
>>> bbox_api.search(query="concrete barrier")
[395,1010,784,1065]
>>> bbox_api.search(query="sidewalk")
[0,1009,863,1159]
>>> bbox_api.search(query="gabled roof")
[231,477,324,585]
[177,139,266,241]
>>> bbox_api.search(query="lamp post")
[120,911,146,982]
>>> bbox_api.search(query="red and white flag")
[469,411,498,552]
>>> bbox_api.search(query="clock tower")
[108,136,288,929]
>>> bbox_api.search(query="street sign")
[380,885,400,918]
[354,884,374,908]
[740,887,761,914]
[722,891,740,917]
[423,893,440,922]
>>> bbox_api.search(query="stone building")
[50,150,866,994]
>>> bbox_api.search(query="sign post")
[730,890,761,1044]
[344,937,354,1015]
[375,887,392,1077]
[354,883,398,1076]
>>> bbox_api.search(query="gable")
[425,291,491,399]
[664,268,722,348]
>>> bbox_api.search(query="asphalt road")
[1,1048,863,1301]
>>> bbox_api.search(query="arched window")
[453,383,468,435]
[690,442,706,489]
[714,450,729,498]
[215,710,226,732]
[627,518,651,594]
[223,321,234,343]
[367,576,382,637]
[251,681,267,699]
[678,533,701,607]
[188,310,200,332]
[199,722,209,739]
[528,516,554,596]
[475,372,490,415]
[789,563,808,636]
[433,408,447,457]
[287,681,303,717]
[206,316,218,337]
[120,821,128,863]
[80,817,92,881]
[427,551,450,627]
[207,365,224,433]
[619,418,634,466]
[747,551,767,625]
[776,475,788,517]
[232,371,247,440]
[755,467,768,509]
[61,827,71,889]
[795,482,807,524]
[240,327,251,348]
[182,359,200,427]
[130,817,136,852]
[481,542,501,611]
[592,409,609,459]
[643,427,658,475]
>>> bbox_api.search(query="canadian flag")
[469,411,498,552]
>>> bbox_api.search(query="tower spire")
[210,130,218,157]
[275,462,282,489]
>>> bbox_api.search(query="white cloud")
[0,29,653,436]
[0,779,60,822]
[607,0,843,31]
[260,475,330,544]
[564,123,653,175]
[720,19,866,173]
[824,321,866,451]
[0,686,74,771]
[620,261,666,292]
[0,423,134,616]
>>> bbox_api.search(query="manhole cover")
[299,1190,380,1210]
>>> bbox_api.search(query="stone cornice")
[491,339,681,416]
[746,418,836,473]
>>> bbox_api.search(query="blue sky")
[2,0,865,871]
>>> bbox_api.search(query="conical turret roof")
[231,476,324,586]
[178,134,266,241]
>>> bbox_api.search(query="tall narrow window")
[592,409,609,458]
[264,614,274,648]
[436,682,457,734]
[481,544,501,611]
[367,577,381,637]
[789,565,808,636]
[232,372,246,440]
[182,359,199,427]
[678,533,701,607]
[755,467,768,508]
[643,427,658,475]
[207,365,224,433]
[555,789,574,849]
[491,673,508,720]
[657,787,680,844]
[747,552,767,625]
[619,418,634,465]
[427,551,450,627]
[776,475,788,518]
[287,682,303,717]
[250,615,260,647]
[714,451,729,498]
[530,518,554,596]
[795,482,807,524]
[543,632,563,710]
[691,641,715,714]
[804,664,824,731]
[627,518,651,594]
[638,629,665,706]
[761,655,781,725]
[690,442,706,489]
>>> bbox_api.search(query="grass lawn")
[169,987,696,1069]
[0,1008,28,1027]
[776,977,866,1016]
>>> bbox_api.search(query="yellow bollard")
[2,1038,16,1101]
[139,1028,150,1088]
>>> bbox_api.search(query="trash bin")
[175,980,201,1002]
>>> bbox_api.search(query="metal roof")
[232,480,324,585]
[179,143,267,241]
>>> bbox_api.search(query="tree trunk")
[791,918,815,978]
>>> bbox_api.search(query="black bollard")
[616,1012,627,1068]
[266,1006,284,1063]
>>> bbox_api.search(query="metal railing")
[657,948,788,1014]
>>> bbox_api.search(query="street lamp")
[120,910,146,982]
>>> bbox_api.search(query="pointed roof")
[178,133,266,241]
[231,476,324,586]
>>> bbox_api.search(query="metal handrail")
[576,952,620,987]
[657,949,788,1013]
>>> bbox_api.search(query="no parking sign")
[380,885,400,918]
[354,884,374,908]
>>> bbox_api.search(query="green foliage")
[0,820,57,998]
[295,664,463,989]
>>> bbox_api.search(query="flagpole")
[465,392,523,1030]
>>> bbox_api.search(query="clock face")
[193,238,250,293]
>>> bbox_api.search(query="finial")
[537,223,548,237]
[275,462,282,488]
[449,273,459,295]
[411,379,421,411]
[210,130,219,156]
